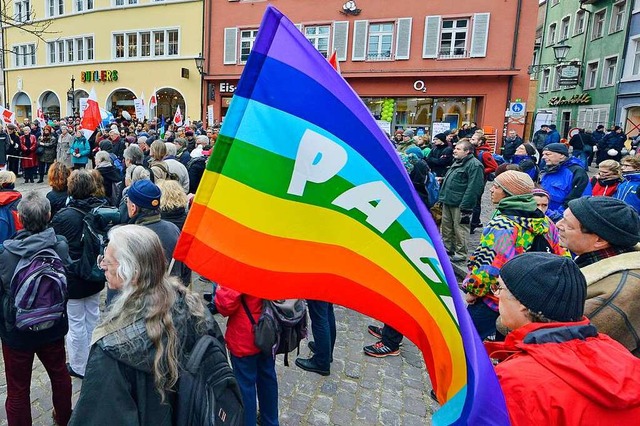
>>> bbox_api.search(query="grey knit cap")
[568,197,640,248]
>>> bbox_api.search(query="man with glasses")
[485,252,640,424]
[557,196,640,357]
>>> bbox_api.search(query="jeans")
[2,339,72,426]
[468,302,500,340]
[381,325,404,350]
[230,353,279,426]
[66,293,101,376]
[306,300,336,370]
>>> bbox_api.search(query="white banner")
[432,122,451,135]
[134,98,146,120]
[207,105,214,126]
[79,98,88,118]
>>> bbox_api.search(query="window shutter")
[422,16,441,59]
[470,13,490,58]
[223,27,238,64]
[332,21,349,61]
[352,20,368,61]
[395,17,412,60]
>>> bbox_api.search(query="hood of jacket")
[2,228,59,257]
[95,293,204,373]
[67,196,104,211]
[495,195,550,235]
[488,319,640,410]
[97,164,122,183]
[0,189,21,206]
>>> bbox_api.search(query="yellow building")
[3,0,204,122]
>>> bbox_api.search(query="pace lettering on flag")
[174,6,509,425]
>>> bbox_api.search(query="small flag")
[328,50,340,73]
[149,89,158,117]
[36,106,45,128]
[0,106,16,124]
[159,115,166,139]
[173,105,183,127]
[80,88,101,140]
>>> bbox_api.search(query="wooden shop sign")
[548,93,591,107]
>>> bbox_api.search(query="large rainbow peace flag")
[175,5,508,424]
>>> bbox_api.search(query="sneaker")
[363,341,400,358]
[367,325,383,339]
[66,363,84,379]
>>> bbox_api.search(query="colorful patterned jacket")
[462,195,567,311]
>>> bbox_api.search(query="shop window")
[14,0,30,22]
[559,16,570,41]
[585,61,599,89]
[610,1,626,33]
[48,36,94,64]
[440,18,468,57]
[592,9,606,39]
[304,25,331,58]
[46,0,64,17]
[239,29,259,63]
[602,56,617,86]
[541,69,550,92]
[75,0,94,12]
[423,13,489,59]
[12,43,35,67]
[574,10,586,36]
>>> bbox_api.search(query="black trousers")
[381,324,404,350]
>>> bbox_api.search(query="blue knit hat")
[128,180,161,210]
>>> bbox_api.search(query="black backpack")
[68,205,120,282]
[176,330,244,426]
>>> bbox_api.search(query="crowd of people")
[0,114,639,425]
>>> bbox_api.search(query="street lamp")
[528,41,575,75]
[194,53,206,123]
[66,76,76,116]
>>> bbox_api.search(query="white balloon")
[122,110,132,120]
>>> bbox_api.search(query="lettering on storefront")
[81,70,119,83]
[548,93,591,107]
[220,82,236,93]
[413,80,427,93]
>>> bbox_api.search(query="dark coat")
[0,132,7,164]
[96,164,122,202]
[502,136,523,160]
[438,154,485,211]
[49,198,106,299]
[187,156,207,194]
[0,228,70,350]
[161,207,187,230]
[425,143,454,177]
[38,134,58,164]
[46,190,68,218]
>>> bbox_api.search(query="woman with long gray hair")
[70,225,212,425]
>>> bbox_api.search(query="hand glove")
[460,210,472,225]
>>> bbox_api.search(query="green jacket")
[438,153,485,210]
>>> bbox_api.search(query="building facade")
[203,0,537,149]
[2,0,204,122]
[533,0,630,137]
[616,0,640,136]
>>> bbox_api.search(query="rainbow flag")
[175,5,508,425]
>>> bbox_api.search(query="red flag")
[0,106,16,124]
[328,50,340,73]
[173,105,183,126]
[36,106,45,128]
[149,88,158,116]
[80,88,101,139]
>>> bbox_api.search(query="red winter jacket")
[476,144,499,176]
[485,319,640,425]
[215,286,263,357]
[590,176,621,197]
[19,134,38,169]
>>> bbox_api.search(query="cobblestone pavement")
[0,178,498,425]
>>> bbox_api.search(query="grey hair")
[164,142,177,156]
[137,136,148,146]
[17,191,51,233]
[95,151,112,165]
[124,144,144,165]
[100,224,207,401]
[196,135,208,145]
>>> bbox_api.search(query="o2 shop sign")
[81,70,119,83]
[413,80,427,93]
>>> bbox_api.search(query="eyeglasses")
[490,283,506,295]
[97,254,117,270]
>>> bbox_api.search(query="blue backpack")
[477,150,506,165]
[109,153,125,175]
[424,171,440,208]
[10,247,67,331]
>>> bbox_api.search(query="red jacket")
[590,176,621,197]
[476,144,499,176]
[215,286,263,357]
[485,319,640,425]
[19,134,38,168]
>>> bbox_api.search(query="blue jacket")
[541,157,591,221]
[614,172,640,214]
[544,129,560,146]
[599,132,626,151]
[69,137,91,165]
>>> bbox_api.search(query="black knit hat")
[568,196,640,248]
[500,253,586,322]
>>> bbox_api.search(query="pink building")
[203,0,537,149]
